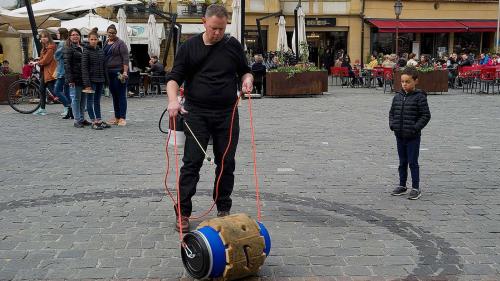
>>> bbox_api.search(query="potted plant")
[266,50,328,97]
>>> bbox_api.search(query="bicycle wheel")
[7,80,41,114]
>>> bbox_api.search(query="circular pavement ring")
[0,188,463,280]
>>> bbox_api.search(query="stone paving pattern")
[0,86,500,280]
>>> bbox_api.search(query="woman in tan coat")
[33,30,57,116]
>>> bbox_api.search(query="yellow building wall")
[0,37,23,73]
[364,1,497,19]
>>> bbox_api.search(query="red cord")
[247,94,262,222]
[164,92,263,244]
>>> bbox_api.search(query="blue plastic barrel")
[181,220,271,279]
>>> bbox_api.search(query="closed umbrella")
[292,6,307,60]
[147,14,160,57]
[276,16,289,52]
[117,7,131,51]
[229,0,241,43]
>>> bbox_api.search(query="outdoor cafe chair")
[330,66,341,86]
[382,67,393,94]
[127,71,142,97]
[150,71,167,95]
[338,67,350,88]
[371,67,384,88]
[479,67,496,94]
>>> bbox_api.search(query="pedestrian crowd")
[29,25,130,129]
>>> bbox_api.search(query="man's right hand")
[167,100,188,118]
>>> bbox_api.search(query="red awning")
[368,19,468,33]
[458,20,498,32]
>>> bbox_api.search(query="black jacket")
[389,89,431,138]
[82,44,106,87]
[63,43,83,86]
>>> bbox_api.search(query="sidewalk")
[0,86,499,280]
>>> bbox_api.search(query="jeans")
[178,104,239,217]
[108,70,127,119]
[86,82,104,121]
[39,78,55,109]
[396,136,421,189]
[54,77,71,107]
[69,85,86,122]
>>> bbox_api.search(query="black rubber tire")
[7,80,41,114]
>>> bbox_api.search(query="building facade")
[1,0,498,73]
[158,0,500,67]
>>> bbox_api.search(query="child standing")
[389,67,431,200]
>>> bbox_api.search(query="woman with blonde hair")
[33,30,57,116]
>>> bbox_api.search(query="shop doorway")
[130,44,150,71]
[286,31,347,67]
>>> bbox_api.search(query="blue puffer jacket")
[54,40,66,78]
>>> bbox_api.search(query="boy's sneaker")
[408,189,421,200]
[391,186,408,196]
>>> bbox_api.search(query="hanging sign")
[305,18,336,27]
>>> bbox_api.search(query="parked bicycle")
[7,68,58,114]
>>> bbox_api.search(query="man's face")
[203,15,227,44]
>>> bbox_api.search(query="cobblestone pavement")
[1,86,500,281]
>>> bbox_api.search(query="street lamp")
[394,0,403,56]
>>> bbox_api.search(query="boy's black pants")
[396,136,420,189]
[178,104,239,217]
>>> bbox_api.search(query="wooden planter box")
[0,75,20,105]
[393,70,448,93]
[266,71,328,97]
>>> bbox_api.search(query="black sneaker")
[408,189,421,200]
[82,120,92,126]
[391,186,408,196]
[92,123,104,130]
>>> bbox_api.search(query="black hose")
[159,108,170,134]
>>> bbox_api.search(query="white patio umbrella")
[117,7,131,51]
[57,12,133,36]
[276,16,289,52]
[229,0,241,43]
[147,14,160,57]
[291,6,307,59]
[0,7,60,30]
[12,0,141,16]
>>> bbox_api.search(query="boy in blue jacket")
[389,67,431,200]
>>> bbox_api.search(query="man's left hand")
[242,76,253,94]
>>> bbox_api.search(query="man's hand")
[241,74,253,94]
[167,99,188,118]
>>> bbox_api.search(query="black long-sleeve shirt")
[167,33,251,109]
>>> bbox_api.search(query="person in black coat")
[251,54,266,96]
[340,55,356,86]
[64,28,89,128]
[389,66,431,200]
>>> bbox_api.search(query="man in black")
[149,55,164,75]
[166,4,253,232]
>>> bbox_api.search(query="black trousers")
[396,136,421,189]
[40,77,55,110]
[179,104,239,217]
